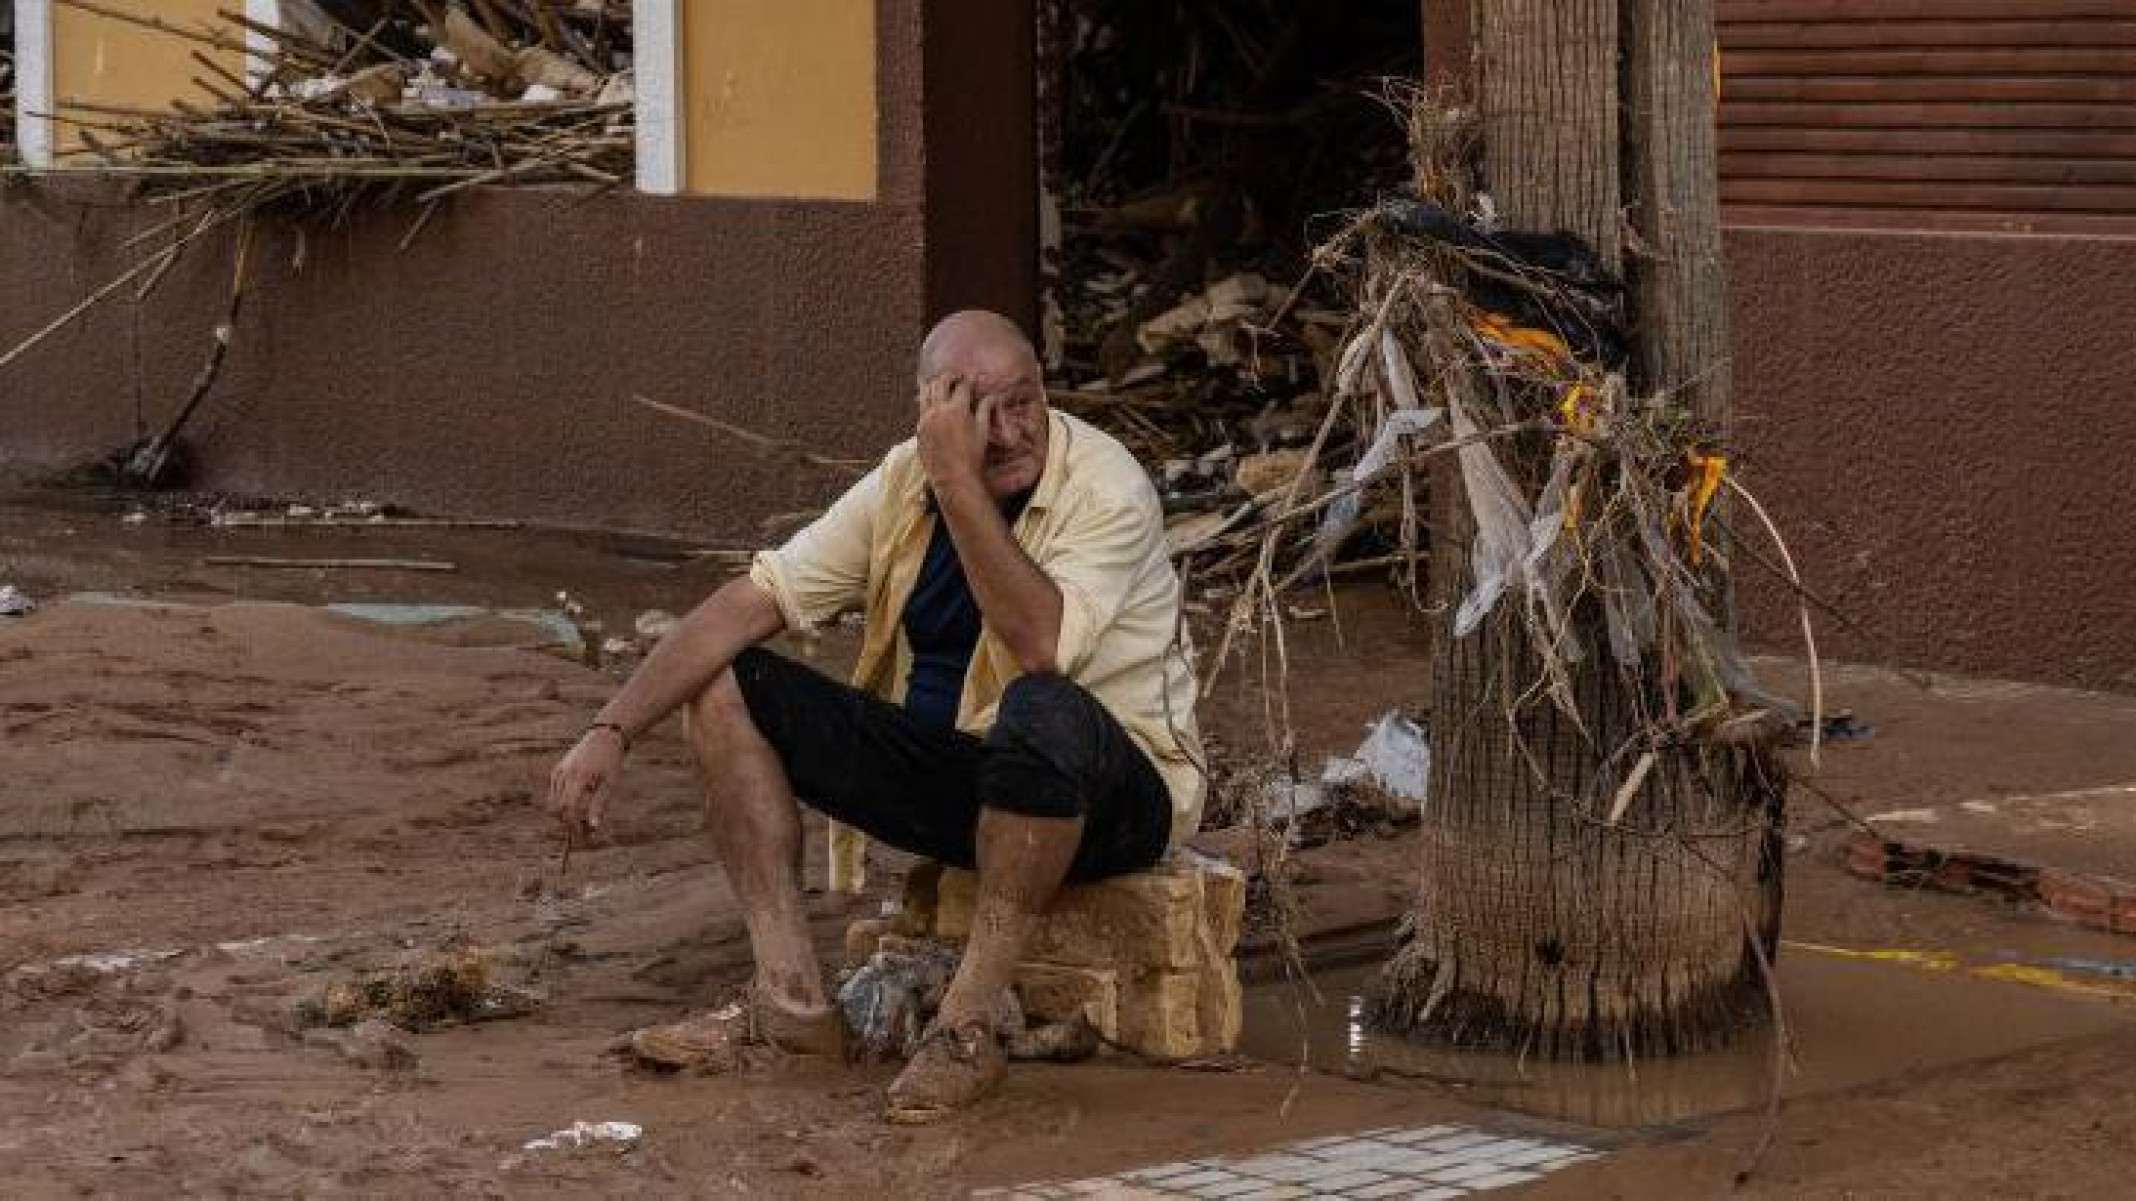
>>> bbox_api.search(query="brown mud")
[8,481,2136,1196]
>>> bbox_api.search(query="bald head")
[917,310,1040,386]
[913,310,1050,500]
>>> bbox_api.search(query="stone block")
[1041,872,1205,969]
[935,867,977,943]
[843,918,890,966]
[2041,869,2113,929]
[935,860,1231,969]
[894,861,946,938]
[1191,852,1248,956]
[1195,955,1243,1053]
[1118,968,1202,1061]
[905,855,1244,1060]
[874,932,943,959]
[1013,963,1119,1042]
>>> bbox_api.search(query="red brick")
[2041,870,2113,929]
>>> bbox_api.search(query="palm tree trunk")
[1374,0,1783,1061]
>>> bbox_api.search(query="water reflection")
[1242,952,2131,1129]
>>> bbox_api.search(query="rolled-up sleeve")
[1040,496,1159,677]
[749,462,884,634]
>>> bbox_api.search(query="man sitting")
[547,310,1202,1121]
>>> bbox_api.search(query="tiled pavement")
[972,1123,1601,1199]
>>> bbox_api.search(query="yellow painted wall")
[682,1,878,200]
[51,0,245,158]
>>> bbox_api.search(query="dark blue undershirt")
[901,490,1033,731]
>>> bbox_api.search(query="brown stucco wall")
[1727,225,2136,692]
[0,0,1039,545]
[0,182,925,543]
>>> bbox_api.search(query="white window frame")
[12,0,53,168]
[632,0,683,195]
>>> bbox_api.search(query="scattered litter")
[837,941,962,1062]
[1322,712,1432,805]
[633,610,678,643]
[293,947,541,1032]
[1960,801,1999,815]
[48,948,183,974]
[522,1121,643,1154]
[0,585,34,617]
[204,500,517,530]
[835,940,1069,1063]
[1235,715,1431,846]
[213,933,326,958]
[2037,956,2136,982]
[1865,809,1941,825]
[1808,711,1875,743]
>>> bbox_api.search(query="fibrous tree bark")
[1375,0,1783,1061]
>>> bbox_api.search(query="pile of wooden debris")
[30,0,634,213]
[1039,0,1423,591]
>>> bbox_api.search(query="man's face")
[971,372,1048,499]
[921,343,1049,500]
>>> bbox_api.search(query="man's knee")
[686,648,774,746]
[981,673,1104,820]
[991,672,1103,749]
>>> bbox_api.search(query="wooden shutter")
[1717,1,2136,233]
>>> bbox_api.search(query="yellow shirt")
[749,410,1206,851]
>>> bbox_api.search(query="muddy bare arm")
[593,577,785,742]
[549,578,785,833]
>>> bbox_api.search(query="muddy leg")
[884,807,1078,1121]
[685,668,828,1012]
[933,807,1083,1030]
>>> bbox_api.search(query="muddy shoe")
[628,1001,750,1072]
[629,989,845,1072]
[882,1020,1006,1124]
[753,992,847,1058]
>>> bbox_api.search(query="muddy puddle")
[1240,949,2134,1129]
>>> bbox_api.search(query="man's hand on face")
[916,374,995,493]
[549,727,625,843]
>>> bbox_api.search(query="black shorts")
[729,648,1173,883]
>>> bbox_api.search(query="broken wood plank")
[201,556,459,572]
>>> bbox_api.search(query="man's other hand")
[550,727,625,839]
[917,374,993,491]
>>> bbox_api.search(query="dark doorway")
[1039,0,1425,458]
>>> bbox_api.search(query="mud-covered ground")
[6,482,2136,1198]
